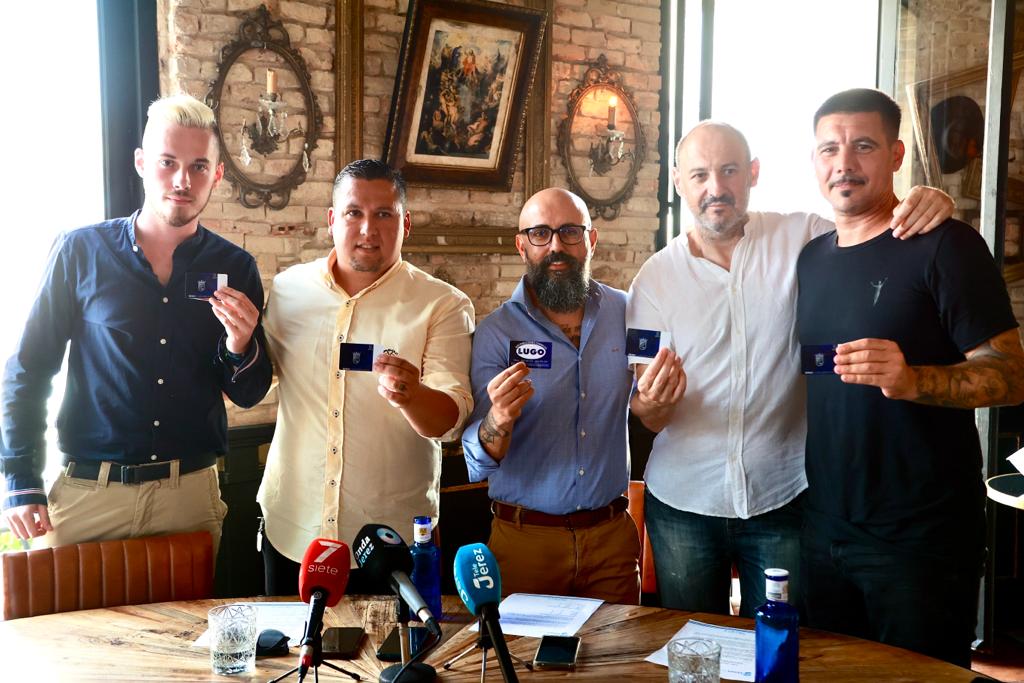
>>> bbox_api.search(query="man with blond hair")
[1,94,271,556]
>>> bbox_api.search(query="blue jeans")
[644,489,803,617]
[802,523,981,668]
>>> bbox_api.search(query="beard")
[695,193,747,239]
[159,188,213,228]
[525,251,590,313]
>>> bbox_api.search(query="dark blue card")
[186,272,227,300]
[801,344,837,375]
[509,341,552,369]
[340,343,374,371]
[626,328,662,359]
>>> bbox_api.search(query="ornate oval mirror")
[206,6,323,209]
[557,55,645,221]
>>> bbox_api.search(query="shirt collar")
[125,209,207,258]
[323,249,405,297]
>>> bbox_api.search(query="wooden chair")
[1,530,213,620]
[626,480,657,596]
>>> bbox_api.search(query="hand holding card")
[626,328,673,366]
[634,347,686,408]
[373,352,421,407]
[208,286,259,355]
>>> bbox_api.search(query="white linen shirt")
[258,254,474,564]
[627,212,832,519]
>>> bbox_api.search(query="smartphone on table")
[321,626,365,660]
[533,634,581,670]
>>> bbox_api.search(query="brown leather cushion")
[1,531,213,620]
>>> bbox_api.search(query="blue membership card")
[509,340,552,369]
[800,344,837,375]
[340,343,374,371]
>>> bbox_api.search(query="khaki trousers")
[487,510,641,605]
[41,463,227,562]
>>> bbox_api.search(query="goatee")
[526,252,590,313]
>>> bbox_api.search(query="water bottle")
[755,568,799,682]
[409,516,442,620]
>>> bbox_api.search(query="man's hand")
[833,338,917,400]
[210,286,259,355]
[630,348,686,433]
[3,504,52,540]
[478,362,534,461]
[890,186,955,239]
[374,353,423,407]
[635,347,687,407]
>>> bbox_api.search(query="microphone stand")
[441,614,531,682]
[268,623,361,683]
[379,598,437,683]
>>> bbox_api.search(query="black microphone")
[352,524,442,637]
[453,543,518,682]
[296,538,350,682]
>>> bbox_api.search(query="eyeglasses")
[518,224,590,247]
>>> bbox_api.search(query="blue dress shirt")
[462,277,633,515]
[1,213,272,509]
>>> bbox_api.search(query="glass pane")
[711,0,879,217]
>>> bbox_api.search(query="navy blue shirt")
[1,213,272,509]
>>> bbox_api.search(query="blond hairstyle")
[146,93,217,131]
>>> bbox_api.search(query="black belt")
[64,453,218,485]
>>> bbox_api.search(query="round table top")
[986,472,1024,509]
[0,595,989,681]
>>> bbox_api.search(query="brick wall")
[159,0,663,424]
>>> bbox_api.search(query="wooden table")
[986,472,1024,509]
[0,595,988,681]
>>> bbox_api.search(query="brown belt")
[491,497,629,529]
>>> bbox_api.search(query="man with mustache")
[1,94,271,556]
[258,159,474,594]
[462,188,640,602]
[627,121,953,617]
[797,88,1024,665]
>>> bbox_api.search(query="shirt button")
[336,371,341,378]
[162,297,169,303]
[579,468,585,476]
[580,430,586,438]
[346,301,352,307]
[576,505,582,511]
[338,335,345,342]
[157,378,164,385]
[581,392,586,399]
[327,517,335,523]
[153,420,160,427]
[133,245,139,253]
[331,447,338,454]
[332,410,339,418]
[329,480,336,486]
[150,454,158,461]
[159,338,167,345]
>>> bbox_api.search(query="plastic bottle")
[755,568,799,682]
[409,516,443,620]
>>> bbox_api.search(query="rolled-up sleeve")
[461,317,507,482]
[421,292,475,442]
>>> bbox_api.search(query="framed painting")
[383,0,547,191]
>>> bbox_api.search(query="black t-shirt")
[796,219,1017,559]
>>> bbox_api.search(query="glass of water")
[668,637,721,683]
[208,604,258,675]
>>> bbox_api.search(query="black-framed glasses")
[518,224,590,246]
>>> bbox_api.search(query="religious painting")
[384,0,546,190]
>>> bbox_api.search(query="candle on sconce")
[266,68,278,96]
[607,95,618,129]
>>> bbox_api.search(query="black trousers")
[802,523,981,668]
[261,529,380,596]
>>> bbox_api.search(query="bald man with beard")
[462,188,640,604]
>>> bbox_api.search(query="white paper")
[470,593,603,638]
[646,619,756,682]
[193,602,309,648]
[1008,446,1024,476]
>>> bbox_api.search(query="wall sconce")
[557,55,646,220]
[589,94,635,177]
[239,68,310,172]
[206,4,323,209]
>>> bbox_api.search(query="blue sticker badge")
[509,340,553,369]
[340,343,375,372]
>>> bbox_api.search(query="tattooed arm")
[478,361,535,461]
[832,328,1024,408]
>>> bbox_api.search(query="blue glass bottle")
[409,516,443,620]
[755,568,799,683]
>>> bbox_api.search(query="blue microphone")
[453,544,518,682]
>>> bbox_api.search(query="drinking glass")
[668,637,721,683]
[208,604,258,675]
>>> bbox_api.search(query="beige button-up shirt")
[258,253,474,564]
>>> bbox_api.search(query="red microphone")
[296,538,350,682]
